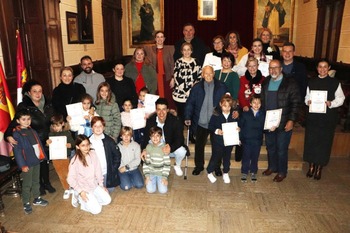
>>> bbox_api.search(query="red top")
[238,75,265,109]
[135,62,146,94]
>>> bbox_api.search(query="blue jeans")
[118,168,144,191]
[265,130,292,176]
[241,144,261,174]
[169,146,186,166]
[146,175,168,194]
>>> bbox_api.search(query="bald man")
[184,66,227,175]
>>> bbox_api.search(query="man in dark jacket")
[142,98,186,177]
[261,59,301,182]
[184,66,227,175]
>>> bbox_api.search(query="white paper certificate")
[144,94,159,114]
[222,122,240,146]
[66,102,85,125]
[264,108,282,130]
[130,108,146,130]
[309,90,327,113]
[49,136,67,160]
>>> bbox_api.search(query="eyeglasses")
[268,66,281,70]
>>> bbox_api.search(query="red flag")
[16,30,27,104]
[0,61,15,133]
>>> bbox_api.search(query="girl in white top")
[234,38,270,77]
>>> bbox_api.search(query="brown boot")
[314,165,323,180]
[306,163,315,178]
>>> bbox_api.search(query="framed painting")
[197,0,217,21]
[66,12,79,44]
[254,0,295,46]
[77,0,94,44]
[128,0,164,47]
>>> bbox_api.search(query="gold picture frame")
[197,0,217,21]
[128,0,164,47]
[254,0,295,46]
[66,12,79,44]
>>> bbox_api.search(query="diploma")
[66,102,85,125]
[130,108,146,130]
[49,136,67,160]
[264,108,282,130]
[309,90,327,113]
[222,122,240,146]
[144,94,159,114]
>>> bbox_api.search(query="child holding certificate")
[239,94,265,182]
[12,110,49,214]
[121,99,145,145]
[68,93,98,137]
[207,94,239,184]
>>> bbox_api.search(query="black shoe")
[215,169,223,177]
[192,167,203,175]
[314,165,322,180]
[306,163,315,178]
[40,186,46,196]
[44,183,56,193]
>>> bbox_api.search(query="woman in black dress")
[303,59,345,180]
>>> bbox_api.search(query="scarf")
[244,69,263,91]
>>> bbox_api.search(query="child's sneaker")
[207,173,217,183]
[251,173,257,182]
[71,193,79,208]
[33,197,49,206]
[241,173,247,183]
[23,202,32,214]
[223,173,230,184]
[63,190,71,200]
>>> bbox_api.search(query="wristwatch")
[125,165,130,171]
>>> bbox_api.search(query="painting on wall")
[77,0,94,44]
[128,0,164,47]
[66,12,79,44]
[197,0,218,21]
[254,0,295,46]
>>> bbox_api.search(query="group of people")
[6,23,345,215]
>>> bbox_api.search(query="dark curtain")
[164,0,254,49]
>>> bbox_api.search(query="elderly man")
[173,23,209,66]
[74,55,105,101]
[141,98,186,176]
[261,59,300,182]
[184,66,227,176]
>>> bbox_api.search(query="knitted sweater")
[143,143,170,179]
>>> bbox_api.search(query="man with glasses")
[260,59,300,182]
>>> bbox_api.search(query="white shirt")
[89,134,107,175]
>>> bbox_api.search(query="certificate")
[49,136,67,160]
[264,108,282,130]
[309,90,327,113]
[130,108,146,130]
[222,122,240,146]
[144,94,159,114]
[66,102,85,125]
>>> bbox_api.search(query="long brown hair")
[72,134,90,167]
[130,47,151,65]
[95,82,112,105]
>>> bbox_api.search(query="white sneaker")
[223,173,230,184]
[174,165,183,176]
[63,190,70,200]
[71,193,79,208]
[207,173,217,183]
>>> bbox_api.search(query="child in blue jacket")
[207,94,239,184]
[13,109,49,214]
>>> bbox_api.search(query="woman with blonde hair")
[124,47,157,94]
[259,28,280,60]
